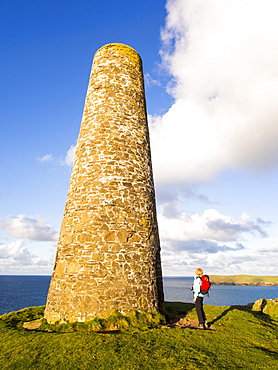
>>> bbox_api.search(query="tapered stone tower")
[44,43,164,323]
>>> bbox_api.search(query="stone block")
[74,224,83,231]
[117,229,128,242]
[67,262,82,274]
[104,231,116,242]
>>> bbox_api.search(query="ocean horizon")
[1,275,278,316]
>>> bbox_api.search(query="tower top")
[94,43,142,65]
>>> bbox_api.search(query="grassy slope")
[210,275,278,285]
[1,303,278,370]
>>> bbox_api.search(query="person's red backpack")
[199,275,211,295]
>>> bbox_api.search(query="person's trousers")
[195,297,206,324]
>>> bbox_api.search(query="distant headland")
[210,275,278,286]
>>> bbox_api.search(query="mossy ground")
[1,302,278,369]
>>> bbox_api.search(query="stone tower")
[44,43,164,323]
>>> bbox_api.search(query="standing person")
[192,268,208,329]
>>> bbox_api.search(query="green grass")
[210,275,278,285]
[1,302,278,369]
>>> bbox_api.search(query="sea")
[1,275,278,316]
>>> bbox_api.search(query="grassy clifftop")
[1,302,278,369]
[210,275,278,286]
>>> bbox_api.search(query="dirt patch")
[168,314,213,330]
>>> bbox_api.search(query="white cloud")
[145,73,161,87]
[0,215,59,241]
[150,0,278,185]
[158,205,275,275]
[158,208,268,244]
[161,238,278,276]
[36,153,53,163]
[37,144,76,167]
[0,240,51,271]
[61,144,76,166]
[0,240,31,265]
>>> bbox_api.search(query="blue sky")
[1,0,278,276]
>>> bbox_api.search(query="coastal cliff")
[210,275,278,286]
